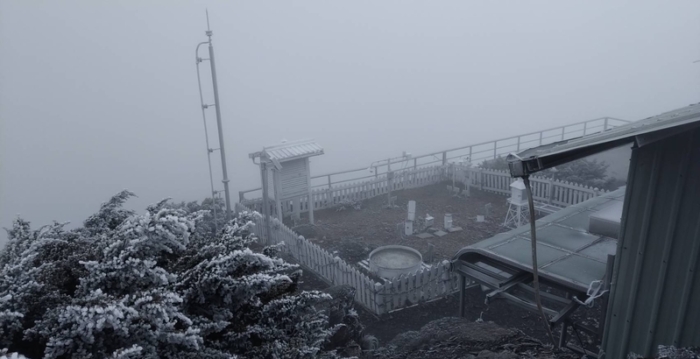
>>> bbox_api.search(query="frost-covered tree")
[0,192,339,359]
[165,197,226,240]
[174,215,337,358]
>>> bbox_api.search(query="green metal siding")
[602,128,700,358]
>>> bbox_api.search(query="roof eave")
[507,103,700,177]
[269,150,324,163]
[507,137,634,177]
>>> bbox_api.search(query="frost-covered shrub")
[165,197,227,240]
[0,192,338,359]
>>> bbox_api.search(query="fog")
[1,1,699,244]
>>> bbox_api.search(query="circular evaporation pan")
[368,245,423,279]
[371,249,421,269]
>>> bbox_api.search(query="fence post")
[547,178,554,204]
[442,151,447,166]
[327,175,332,189]
[493,141,497,159]
[374,282,384,315]
[414,157,417,170]
[333,256,340,284]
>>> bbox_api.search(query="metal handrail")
[239,117,629,200]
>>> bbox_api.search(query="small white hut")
[249,139,324,224]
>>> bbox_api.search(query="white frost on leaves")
[0,351,29,359]
[0,194,336,359]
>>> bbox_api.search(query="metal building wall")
[602,128,700,358]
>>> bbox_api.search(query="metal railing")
[239,116,628,201]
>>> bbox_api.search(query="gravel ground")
[290,183,513,265]
[367,317,580,359]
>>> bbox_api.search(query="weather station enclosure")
[249,139,324,224]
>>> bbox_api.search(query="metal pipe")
[260,161,271,245]
[206,20,232,221]
[195,41,219,233]
[523,176,557,345]
[459,275,466,317]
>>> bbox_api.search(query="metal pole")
[387,171,393,207]
[206,16,232,221]
[459,275,466,317]
[260,161,272,245]
[195,42,219,233]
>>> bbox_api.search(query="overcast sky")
[1,1,699,244]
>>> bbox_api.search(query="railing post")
[442,151,447,166]
[239,191,245,203]
[327,175,332,189]
[604,118,609,131]
[539,131,543,145]
[493,141,497,159]
[516,136,521,151]
[414,157,417,170]
[561,127,565,140]
[583,121,588,136]
[469,146,472,161]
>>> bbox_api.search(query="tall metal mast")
[195,10,232,221]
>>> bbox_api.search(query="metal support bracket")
[485,272,531,304]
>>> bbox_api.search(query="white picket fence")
[243,164,606,216]
[236,165,607,315]
[242,164,445,216]
[464,167,606,206]
[235,201,462,315]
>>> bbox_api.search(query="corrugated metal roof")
[601,127,700,358]
[258,139,324,162]
[453,187,625,293]
[508,103,700,176]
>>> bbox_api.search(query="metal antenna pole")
[205,10,233,220]
[195,43,219,233]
